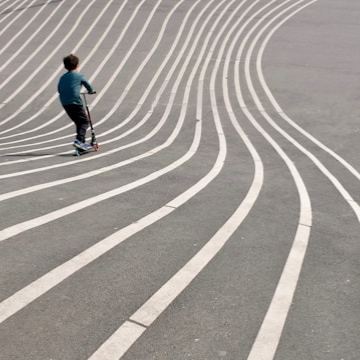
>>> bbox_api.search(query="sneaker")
[83,143,92,150]
[73,140,91,151]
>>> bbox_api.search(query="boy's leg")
[63,104,89,143]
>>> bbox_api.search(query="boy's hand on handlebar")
[88,90,96,94]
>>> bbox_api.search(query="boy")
[58,54,96,150]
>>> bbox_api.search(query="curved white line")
[186,1,314,359]
[0,0,27,27]
[0,0,89,94]
[257,0,360,184]
[0,0,255,334]
[0,0,230,236]
[0,0,230,189]
[0,0,19,12]
[251,1,360,223]
[0,0,177,139]
[0,0,205,158]
[0,0,98,128]
[0,0,218,184]
[0,0,37,38]
[0,0,182,146]
[89,1,265,358]
[240,1,317,359]
[0,0,54,58]
[0,0,125,138]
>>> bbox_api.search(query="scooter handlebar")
[80,91,96,95]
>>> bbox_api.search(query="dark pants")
[63,104,89,143]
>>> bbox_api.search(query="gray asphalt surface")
[0,1,359,359]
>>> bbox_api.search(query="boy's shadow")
[2,152,75,158]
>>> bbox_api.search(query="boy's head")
[63,54,79,71]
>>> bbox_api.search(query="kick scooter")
[74,92,99,156]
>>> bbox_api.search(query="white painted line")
[246,1,360,355]
[0,112,200,241]
[0,2,95,132]
[0,0,20,13]
[230,1,317,359]
[256,0,360,189]
[0,206,173,324]
[0,0,207,160]
[247,224,311,360]
[248,0,360,223]
[0,0,237,313]
[0,0,92,98]
[0,0,27,28]
[0,0,224,194]
[190,1,317,360]
[0,0,231,240]
[0,0,231,241]
[89,321,146,360]
[87,0,266,357]
[0,0,259,346]
[0,0,183,141]
[0,107,199,323]
[0,0,37,38]
[131,184,262,328]
[0,0,124,138]
[91,150,263,359]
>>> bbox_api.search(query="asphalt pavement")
[0,1,359,359]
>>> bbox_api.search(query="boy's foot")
[73,139,81,147]
[73,140,92,151]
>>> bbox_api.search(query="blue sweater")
[58,71,94,105]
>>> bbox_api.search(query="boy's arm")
[80,74,95,94]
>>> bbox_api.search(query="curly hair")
[63,54,79,71]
